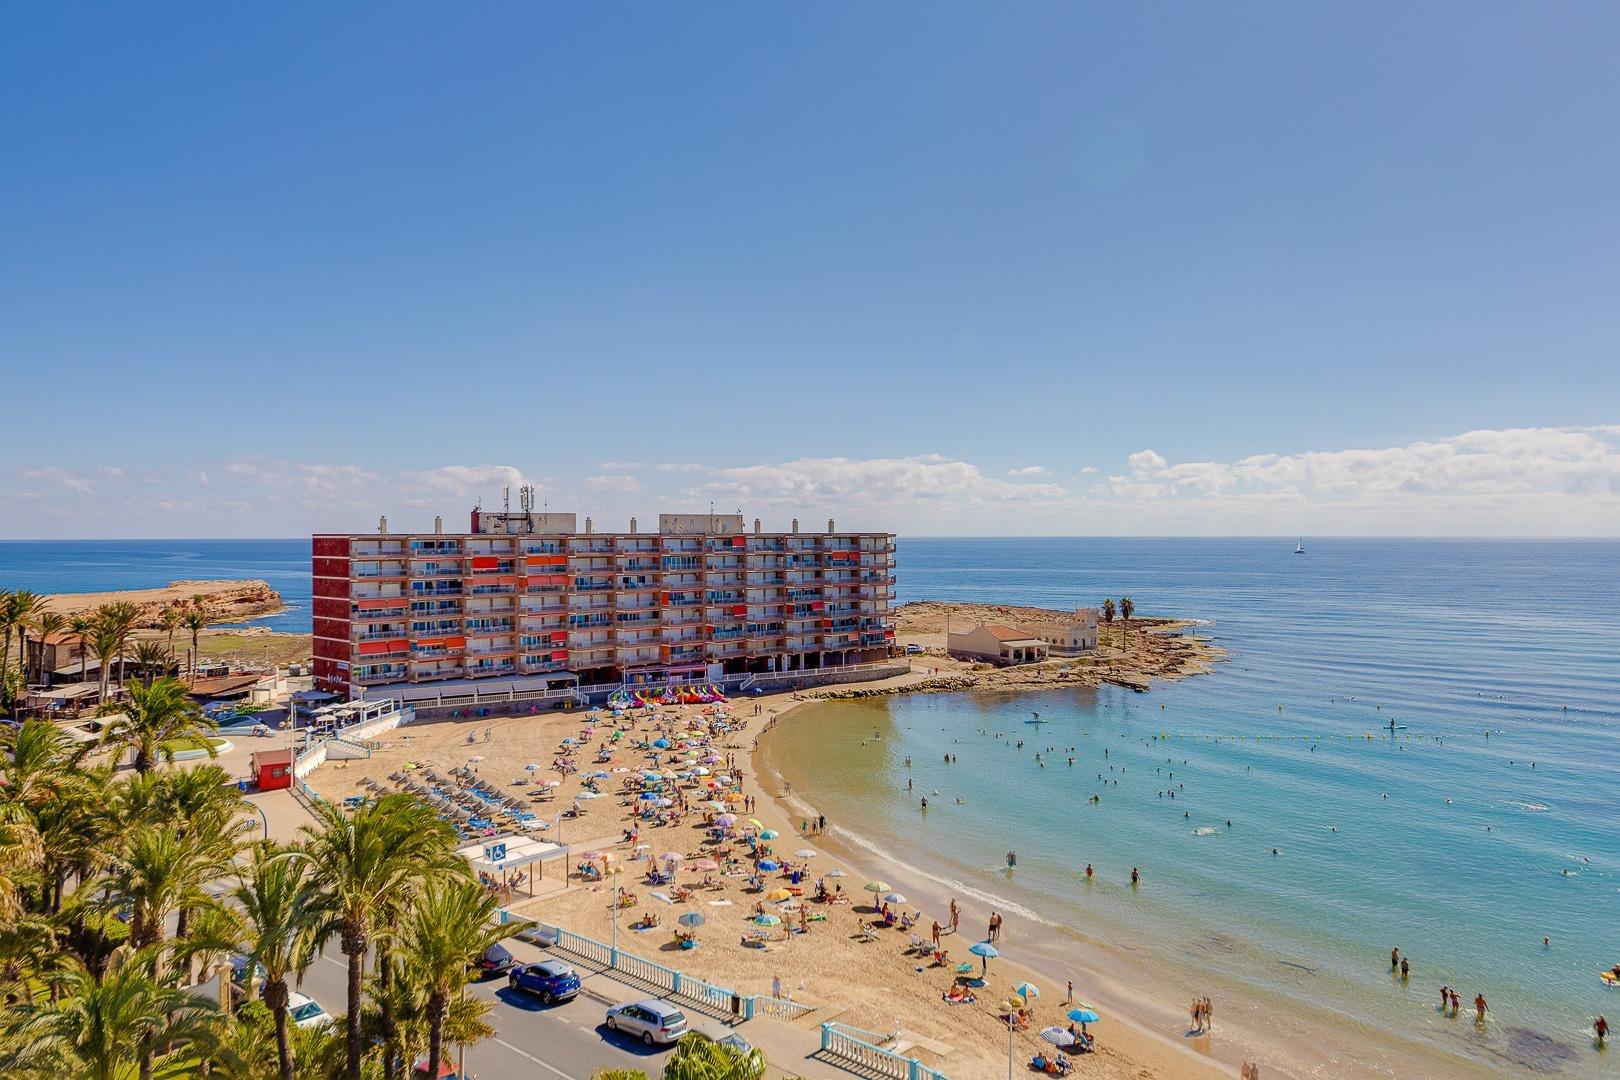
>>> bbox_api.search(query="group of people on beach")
[1190,996,1214,1033]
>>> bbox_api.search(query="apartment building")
[311,510,896,697]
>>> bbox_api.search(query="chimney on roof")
[378,515,388,535]
[585,517,594,534]
[753,518,761,535]
[827,518,835,534]
[791,518,799,534]
[434,515,443,535]
[630,517,638,534]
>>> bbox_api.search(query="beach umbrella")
[656,797,674,808]
[706,800,727,812]
[523,763,540,772]
[794,849,817,859]
[643,771,663,781]
[1040,1027,1076,1047]
[541,779,561,788]
[764,888,793,902]
[1002,995,1025,1011]
[692,858,720,872]
[863,880,892,894]
[574,791,601,801]
[1065,1007,1101,1024]
[747,818,765,830]
[969,940,999,975]
[753,914,780,926]
[827,868,847,878]
[691,766,710,776]
[677,912,705,928]
[715,813,737,827]
[652,738,671,749]
[650,891,675,904]
[757,859,779,871]
[881,893,907,906]
[717,774,734,784]
[467,755,485,763]
[1012,981,1041,1000]
[661,852,683,865]
[759,829,779,840]
[638,792,660,801]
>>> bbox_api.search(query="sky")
[2,3,1618,538]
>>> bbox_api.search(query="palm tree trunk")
[378,944,400,1080]
[343,925,366,1080]
[191,630,201,685]
[267,980,296,1080]
[427,992,448,1080]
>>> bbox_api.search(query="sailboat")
[1294,538,1306,554]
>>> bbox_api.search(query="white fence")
[820,1023,949,1080]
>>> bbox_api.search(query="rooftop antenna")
[503,486,511,515]
[519,484,535,532]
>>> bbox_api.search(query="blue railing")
[820,1023,949,1080]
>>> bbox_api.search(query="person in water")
[1399,957,1410,979]
[1474,993,1488,1021]
[1130,867,1140,886]
[1595,1015,1608,1045]
[1085,863,1093,879]
[1390,946,1401,968]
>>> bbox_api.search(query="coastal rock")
[45,579,285,628]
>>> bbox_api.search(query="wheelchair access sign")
[484,842,507,864]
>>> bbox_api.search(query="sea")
[4,536,1618,1074]
[764,538,1620,1078]
[0,539,313,633]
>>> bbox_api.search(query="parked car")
[507,960,581,1005]
[287,991,335,1030]
[904,643,924,654]
[410,1062,459,1079]
[471,943,516,977]
[604,999,689,1046]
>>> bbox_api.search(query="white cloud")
[597,461,647,471]
[654,462,708,473]
[1008,465,1049,477]
[15,466,123,494]
[692,454,1069,515]
[398,464,529,497]
[586,474,642,493]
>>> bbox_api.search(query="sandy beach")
[307,675,1243,1080]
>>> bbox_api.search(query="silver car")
[604,999,689,1046]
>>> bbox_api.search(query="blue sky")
[2,3,1618,537]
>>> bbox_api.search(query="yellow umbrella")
[747,818,765,830]
[1003,994,1026,1010]
[764,888,793,902]
[863,880,892,894]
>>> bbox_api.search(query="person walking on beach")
[1204,997,1213,1031]
[1065,980,1073,1004]
[1449,989,1461,1016]
[988,911,1002,941]
[949,898,960,934]
[1190,998,1201,1032]
[931,920,941,948]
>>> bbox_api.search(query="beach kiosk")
[249,747,295,792]
[455,834,571,899]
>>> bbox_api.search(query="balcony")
[355,665,409,685]
[412,665,467,682]
[520,658,569,674]
[466,662,517,678]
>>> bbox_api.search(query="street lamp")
[251,803,269,841]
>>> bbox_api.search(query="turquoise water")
[772,539,1620,1076]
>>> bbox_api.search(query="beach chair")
[854,923,880,943]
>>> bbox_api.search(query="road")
[291,935,733,1079]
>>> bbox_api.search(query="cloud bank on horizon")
[3,425,1618,538]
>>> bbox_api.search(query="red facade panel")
[313,597,349,620]
[313,576,350,599]
[312,536,352,558]
[313,557,349,579]
[313,617,349,642]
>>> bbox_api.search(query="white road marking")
[492,1037,577,1079]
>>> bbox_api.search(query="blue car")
[507,960,581,1004]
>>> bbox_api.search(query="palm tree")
[98,677,217,775]
[1119,596,1135,649]
[0,811,43,922]
[158,606,182,665]
[98,824,220,955]
[1100,598,1116,644]
[99,602,141,691]
[229,844,320,1080]
[0,949,224,1080]
[389,878,520,1079]
[132,641,170,687]
[663,1032,767,1080]
[30,611,67,684]
[293,794,464,1080]
[68,613,95,685]
[181,609,209,686]
[1,590,48,700]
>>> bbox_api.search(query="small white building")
[947,625,1050,666]
[1021,608,1099,656]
